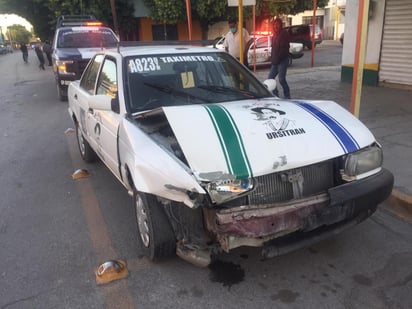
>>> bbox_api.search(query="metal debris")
[64,128,75,134]
[72,169,90,180]
[95,259,128,285]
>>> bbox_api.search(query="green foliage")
[7,24,32,43]
[0,0,134,40]
[143,0,186,24]
[0,0,52,39]
[192,0,229,23]
[0,0,331,40]
[290,0,329,15]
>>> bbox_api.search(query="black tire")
[134,191,176,260]
[75,122,97,163]
[57,82,67,101]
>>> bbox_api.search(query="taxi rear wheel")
[134,191,176,260]
[75,122,97,163]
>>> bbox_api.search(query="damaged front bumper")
[203,168,394,253]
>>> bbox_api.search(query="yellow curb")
[386,189,412,224]
[391,189,412,207]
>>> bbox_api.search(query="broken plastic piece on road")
[95,259,128,285]
[64,128,75,134]
[72,169,90,180]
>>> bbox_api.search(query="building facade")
[341,0,412,88]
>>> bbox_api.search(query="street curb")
[391,189,412,207]
[385,189,412,223]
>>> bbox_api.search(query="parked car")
[209,35,304,67]
[0,44,7,54]
[209,36,225,50]
[5,44,13,53]
[284,24,323,49]
[68,43,393,267]
[244,35,304,67]
[52,15,118,101]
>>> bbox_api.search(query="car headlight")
[56,60,75,75]
[206,178,254,204]
[342,145,383,181]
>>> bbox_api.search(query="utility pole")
[110,0,120,37]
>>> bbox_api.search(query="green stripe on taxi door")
[203,104,252,179]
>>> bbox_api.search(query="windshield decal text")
[129,57,161,73]
[128,55,216,73]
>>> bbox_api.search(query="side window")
[96,58,117,98]
[80,54,104,94]
[256,37,270,49]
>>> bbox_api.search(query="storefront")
[379,0,412,87]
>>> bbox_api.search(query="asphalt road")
[0,48,411,309]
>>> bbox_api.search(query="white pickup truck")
[68,44,393,267]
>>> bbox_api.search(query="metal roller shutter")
[379,0,412,86]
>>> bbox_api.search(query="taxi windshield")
[125,52,271,113]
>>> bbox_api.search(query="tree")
[143,0,186,24]
[0,0,53,40]
[0,0,135,40]
[7,24,32,43]
[254,0,330,25]
[142,0,329,38]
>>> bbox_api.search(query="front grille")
[250,160,335,204]
[223,159,337,208]
[66,60,90,79]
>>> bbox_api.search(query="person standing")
[268,18,291,99]
[42,40,52,66]
[34,42,45,70]
[223,18,250,62]
[20,42,28,63]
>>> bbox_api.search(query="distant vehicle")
[5,44,13,53]
[284,24,323,49]
[29,41,38,49]
[0,44,7,54]
[244,35,304,67]
[209,35,304,67]
[52,15,119,101]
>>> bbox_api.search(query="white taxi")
[68,44,393,267]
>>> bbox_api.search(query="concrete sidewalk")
[254,65,412,217]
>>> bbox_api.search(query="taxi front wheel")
[75,122,97,163]
[133,191,176,260]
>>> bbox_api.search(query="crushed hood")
[156,99,376,181]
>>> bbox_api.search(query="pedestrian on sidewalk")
[223,18,250,63]
[34,42,45,70]
[268,18,291,99]
[42,40,52,66]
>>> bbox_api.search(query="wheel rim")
[76,125,86,157]
[135,194,150,247]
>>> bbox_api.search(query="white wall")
[341,0,386,66]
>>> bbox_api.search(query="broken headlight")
[206,178,254,204]
[342,145,383,181]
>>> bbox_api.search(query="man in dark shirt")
[268,18,291,99]
[20,42,28,63]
